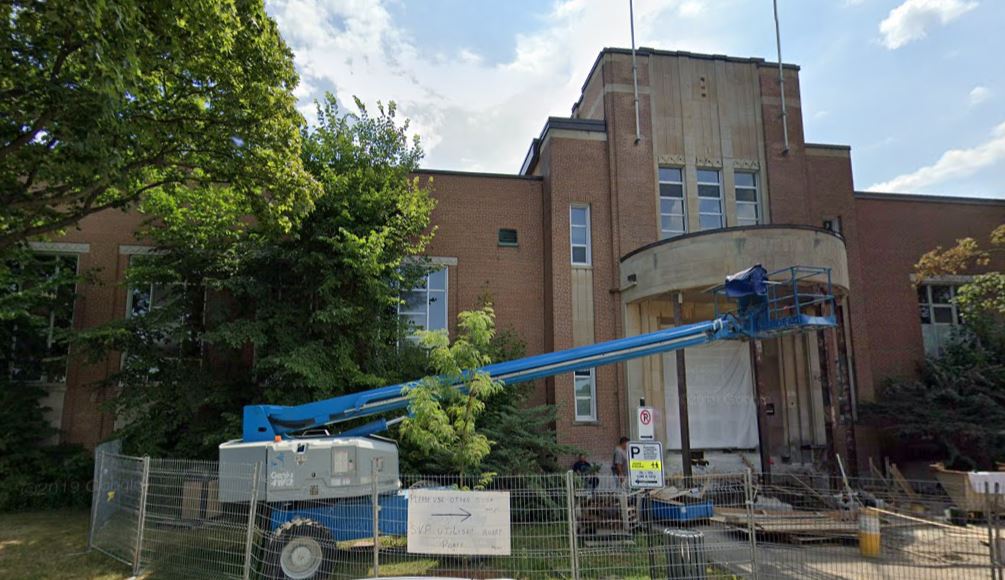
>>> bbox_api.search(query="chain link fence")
[89,451,1005,579]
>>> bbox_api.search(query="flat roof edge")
[417,168,543,181]
[855,191,1005,206]
[805,142,851,151]
[521,117,607,176]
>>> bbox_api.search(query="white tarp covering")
[663,339,758,450]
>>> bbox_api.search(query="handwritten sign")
[407,489,511,555]
[628,441,665,489]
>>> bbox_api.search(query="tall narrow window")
[735,171,760,226]
[399,268,448,339]
[574,368,597,421]
[124,255,201,359]
[570,205,591,266]
[5,254,77,383]
[658,167,686,238]
[918,283,963,357]
[697,169,723,230]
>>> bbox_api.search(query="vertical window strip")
[570,205,592,266]
[696,169,723,230]
[574,368,597,421]
[735,171,760,227]
[658,167,686,239]
[7,254,78,383]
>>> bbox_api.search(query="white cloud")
[267,0,725,172]
[678,1,705,16]
[867,121,1005,192]
[879,0,978,50]
[969,85,991,106]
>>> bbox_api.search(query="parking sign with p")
[627,440,664,489]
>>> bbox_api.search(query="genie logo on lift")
[627,441,664,489]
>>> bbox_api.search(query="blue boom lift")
[218,265,837,579]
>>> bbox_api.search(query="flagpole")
[630,0,641,144]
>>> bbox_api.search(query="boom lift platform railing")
[218,264,839,579]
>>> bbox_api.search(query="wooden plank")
[181,480,204,520]
[890,463,920,500]
[205,479,220,519]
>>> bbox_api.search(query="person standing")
[612,436,629,484]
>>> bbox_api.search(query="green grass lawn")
[0,509,130,580]
[0,509,737,579]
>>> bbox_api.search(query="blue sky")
[266,0,1004,199]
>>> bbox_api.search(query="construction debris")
[713,506,858,539]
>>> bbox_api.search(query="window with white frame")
[570,205,592,266]
[735,171,760,227]
[124,255,200,358]
[658,167,687,239]
[574,368,597,421]
[918,283,963,357]
[697,169,723,230]
[5,254,77,383]
[399,268,448,338]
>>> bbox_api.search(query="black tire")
[264,517,336,580]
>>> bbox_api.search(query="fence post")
[987,481,1001,580]
[242,463,261,580]
[995,483,1003,580]
[132,456,151,577]
[745,468,759,579]
[88,451,105,551]
[372,457,380,578]
[564,471,580,580]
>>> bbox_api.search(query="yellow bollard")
[859,507,881,557]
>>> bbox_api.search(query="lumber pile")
[713,507,857,540]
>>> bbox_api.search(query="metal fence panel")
[88,453,145,567]
[88,452,1005,580]
[139,457,258,579]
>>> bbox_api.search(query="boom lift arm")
[243,317,735,442]
[239,264,838,444]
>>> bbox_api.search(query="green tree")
[915,224,1005,342]
[398,305,504,479]
[864,223,1005,470]
[864,337,1005,471]
[397,307,578,477]
[0,0,319,250]
[0,247,93,510]
[79,96,435,457]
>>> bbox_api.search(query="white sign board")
[628,440,665,489]
[637,406,655,440]
[407,489,511,555]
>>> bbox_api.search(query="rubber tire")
[264,518,336,580]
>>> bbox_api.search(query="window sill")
[571,264,593,270]
[572,420,600,426]
[498,243,519,248]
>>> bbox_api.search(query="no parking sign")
[636,406,655,440]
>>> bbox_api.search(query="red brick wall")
[416,171,548,406]
[539,135,622,456]
[854,195,1005,384]
[53,209,149,448]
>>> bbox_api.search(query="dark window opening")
[498,228,518,246]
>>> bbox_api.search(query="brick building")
[33,48,1004,474]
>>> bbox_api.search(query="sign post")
[627,441,665,489]
[636,406,655,440]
